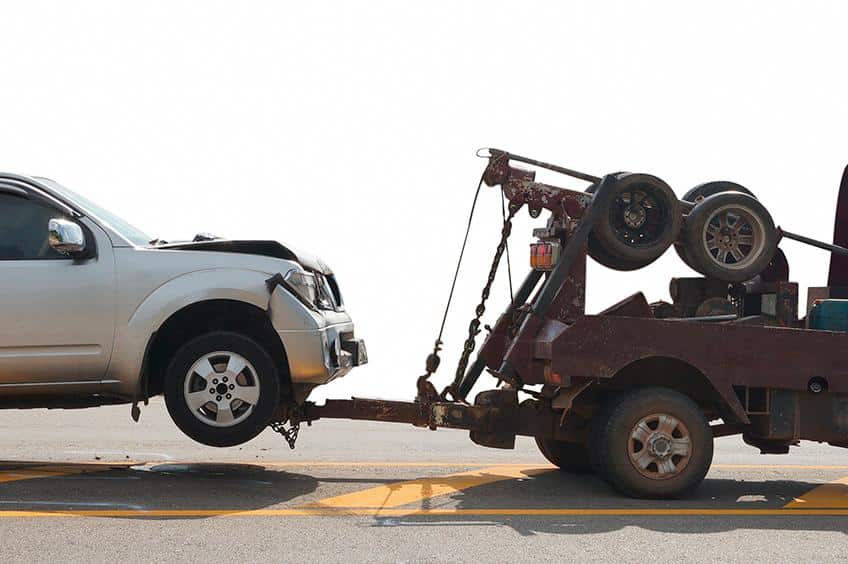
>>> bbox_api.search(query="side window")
[0,193,72,260]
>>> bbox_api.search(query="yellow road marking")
[0,508,845,518]
[0,464,118,484]
[785,476,848,509]
[307,465,552,508]
[4,460,848,518]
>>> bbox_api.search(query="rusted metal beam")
[781,228,848,257]
[302,398,431,428]
[302,396,583,444]
[487,148,602,184]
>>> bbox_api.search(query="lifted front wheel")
[164,331,280,447]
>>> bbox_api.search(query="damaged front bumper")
[267,272,367,386]
[277,326,367,384]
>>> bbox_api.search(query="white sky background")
[1,1,846,402]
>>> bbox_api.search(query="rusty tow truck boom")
[294,149,848,499]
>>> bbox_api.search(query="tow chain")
[442,201,519,400]
[270,419,300,449]
[416,151,520,404]
[270,404,302,449]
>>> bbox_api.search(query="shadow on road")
[0,460,318,519]
[369,469,848,536]
[2,460,846,534]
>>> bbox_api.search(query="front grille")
[327,274,344,309]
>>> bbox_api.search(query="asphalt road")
[0,398,846,563]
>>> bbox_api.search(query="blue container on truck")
[808,299,848,331]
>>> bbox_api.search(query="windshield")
[38,179,152,246]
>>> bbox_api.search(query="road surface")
[0,398,846,562]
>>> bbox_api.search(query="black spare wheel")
[589,173,681,270]
[587,233,657,271]
[165,331,280,447]
[587,175,648,271]
[683,192,776,283]
[594,387,713,499]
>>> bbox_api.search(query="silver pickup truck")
[0,173,366,446]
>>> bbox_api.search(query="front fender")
[107,268,315,396]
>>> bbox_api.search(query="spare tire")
[682,181,756,203]
[683,192,777,282]
[676,182,757,269]
[585,172,629,195]
[589,173,681,270]
[588,233,657,271]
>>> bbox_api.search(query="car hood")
[152,240,332,274]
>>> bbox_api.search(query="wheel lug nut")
[223,377,228,383]
[226,394,232,399]
[216,395,222,401]
[213,379,218,384]
[229,384,235,390]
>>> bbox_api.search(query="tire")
[164,331,280,447]
[535,438,594,474]
[682,181,756,203]
[673,240,696,270]
[676,182,757,268]
[584,172,629,194]
[586,175,652,271]
[595,388,713,499]
[683,192,777,282]
[588,233,657,271]
[590,173,681,270]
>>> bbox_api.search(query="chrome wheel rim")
[183,351,260,428]
[701,204,766,271]
[627,413,692,480]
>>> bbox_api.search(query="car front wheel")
[164,331,280,447]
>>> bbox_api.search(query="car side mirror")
[48,218,86,256]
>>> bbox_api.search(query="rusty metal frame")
[300,151,848,449]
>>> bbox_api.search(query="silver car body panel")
[0,215,117,392]
[0,173,360,401]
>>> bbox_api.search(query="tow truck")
[287,149,848,499]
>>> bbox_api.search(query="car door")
[0,187,116,393]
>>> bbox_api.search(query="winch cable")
[417,153,514,404]
[419,171,486,385]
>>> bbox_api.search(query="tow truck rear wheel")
[595,388,713,499]
[535,438,594,474]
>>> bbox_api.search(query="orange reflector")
[530,241,560,271]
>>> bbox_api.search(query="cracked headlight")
[283,269,318,308]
